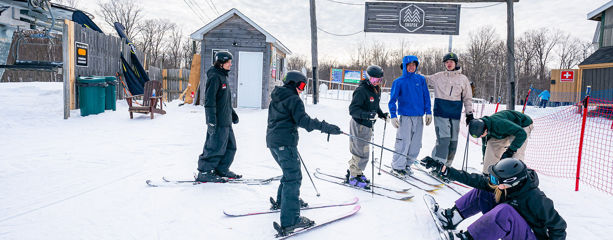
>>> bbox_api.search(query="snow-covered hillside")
[0,82,611,239]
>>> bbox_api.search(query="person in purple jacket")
[388,55,432,176]
[421,157,567,240]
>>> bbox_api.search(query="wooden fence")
[148,67,190,102]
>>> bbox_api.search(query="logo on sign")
[560,71,574,82]
[370,96,374,102]
[399,4,425,33]
[75,42,88,67]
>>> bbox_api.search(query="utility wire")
[188,0,211,21]
[206,0,220,15]
[317,27,363,36]
[183,0,207,23]
[322,0,364,6]
[463,2,504,9]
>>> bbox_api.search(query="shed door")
[237,51,263,108]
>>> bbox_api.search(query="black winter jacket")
[204,66,236,127]
[446,168,567,240]
[266,85,328,148]
[349,80,385,128]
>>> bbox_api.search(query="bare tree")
[526,28,561,90]
[165,27,183,68]
[464,26,499,98]
[182,39,197,70]
[97,0,143,41]
[54,0,80,8]
[138,19,174,67]
[557,34,584,69]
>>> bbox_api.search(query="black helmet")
[283,70,307,85]
[488,158,528,187]
[468,119,486,138]
[443,52,459,63]
[214,51,233,64]
[366,65,384,79]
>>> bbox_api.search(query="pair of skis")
[145,175,282,187]
[313,168,414,201]
[225,197,361,239]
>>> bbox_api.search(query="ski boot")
[436,205,465,230]
[392,168,409,177]
[216,170,242,179]
[273,216,315,237]
[195,170,227,183]
[269,197,309,210]
[345,170,370,189]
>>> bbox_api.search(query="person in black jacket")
[346,65,389,189]
[196,51,241,183]
[268,71,342,236]
[421,157,567,240]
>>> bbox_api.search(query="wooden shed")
[549,69,580,103]
[577,1,613,102]
[189,8,291,109]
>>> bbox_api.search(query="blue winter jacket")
[538,90,550,101]
[388,55,432,118]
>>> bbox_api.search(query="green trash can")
[77,76,107,116]
[103,76,117,111]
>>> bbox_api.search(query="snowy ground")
[1,82,612,239]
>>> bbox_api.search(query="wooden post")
[62,19,75,119]
[310,0,319,104]
[506,0,516,110]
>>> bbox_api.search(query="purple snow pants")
[454,189,537,240]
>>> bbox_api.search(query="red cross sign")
[560,71,574,82]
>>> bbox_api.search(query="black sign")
[364,2,461,35]
[75,42,88,67]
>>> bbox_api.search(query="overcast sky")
[79,0,605,63]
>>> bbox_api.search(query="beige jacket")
[425,69,473,118]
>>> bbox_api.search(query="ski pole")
[343,132,408,158]
[297,152,321,197]
[377,119,388,175]
[371,121,376,197]
[461,133,469,172]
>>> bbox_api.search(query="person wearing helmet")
[196,51,241,183]
[267,70,342,236]
[420,157,567,240]
[425,52,473,168]
[468,110,534,173]
[388,55,432,176]
[345,65,389,189]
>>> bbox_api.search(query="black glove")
[378,112,389,120]
[207,123,216,135]
[501,148,516,159]
[232,111,239,124]
[361,111,377,120]
[465,114,474,126]
[321,121,342,135]
[420,156,445,174]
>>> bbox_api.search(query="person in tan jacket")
[425,53,474,167]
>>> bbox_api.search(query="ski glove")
[321,121,342,135]
[361,111,377,120]
[232,111,239,124]
[465,114,474,126]
[391,117,400,128]
[420,156,445,174]
[207,123,216,135]
[425,114,432,126]
[501,148,516,159]
[378,112,390,121]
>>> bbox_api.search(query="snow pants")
[198,126,237,175]
[455,189,537,240]
[270,146,302,228]
[431,116,460,167]
[391,116,423,170]
[348,119,373,176]
[482,124,533,173]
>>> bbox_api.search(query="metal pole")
[343,132,408,158]
[448,35,453,52]
[309,0,319,104]
[297,152,321,197]
[506,0,516,110]
[378,120,388,175]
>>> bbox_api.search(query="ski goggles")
[489,174,520,187]
[297,81,307,91]
[369,77,382,85]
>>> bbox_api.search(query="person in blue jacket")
[388,55,432,176]
[538,90,550,108]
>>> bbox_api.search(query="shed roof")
[189,8,291,55]
[588,0,613,21]
[579,46,613,66]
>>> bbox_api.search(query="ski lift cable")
[463,3,504,9]
[204,0,220,15]
[182,0,208,23]
[317,27,363,36]
[188,0,211,21]
[321,0,363,6]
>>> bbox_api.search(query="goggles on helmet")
[369,77,382,85]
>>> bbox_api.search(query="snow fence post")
[575,95,590,191]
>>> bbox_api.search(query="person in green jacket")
[468,110,534,173]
